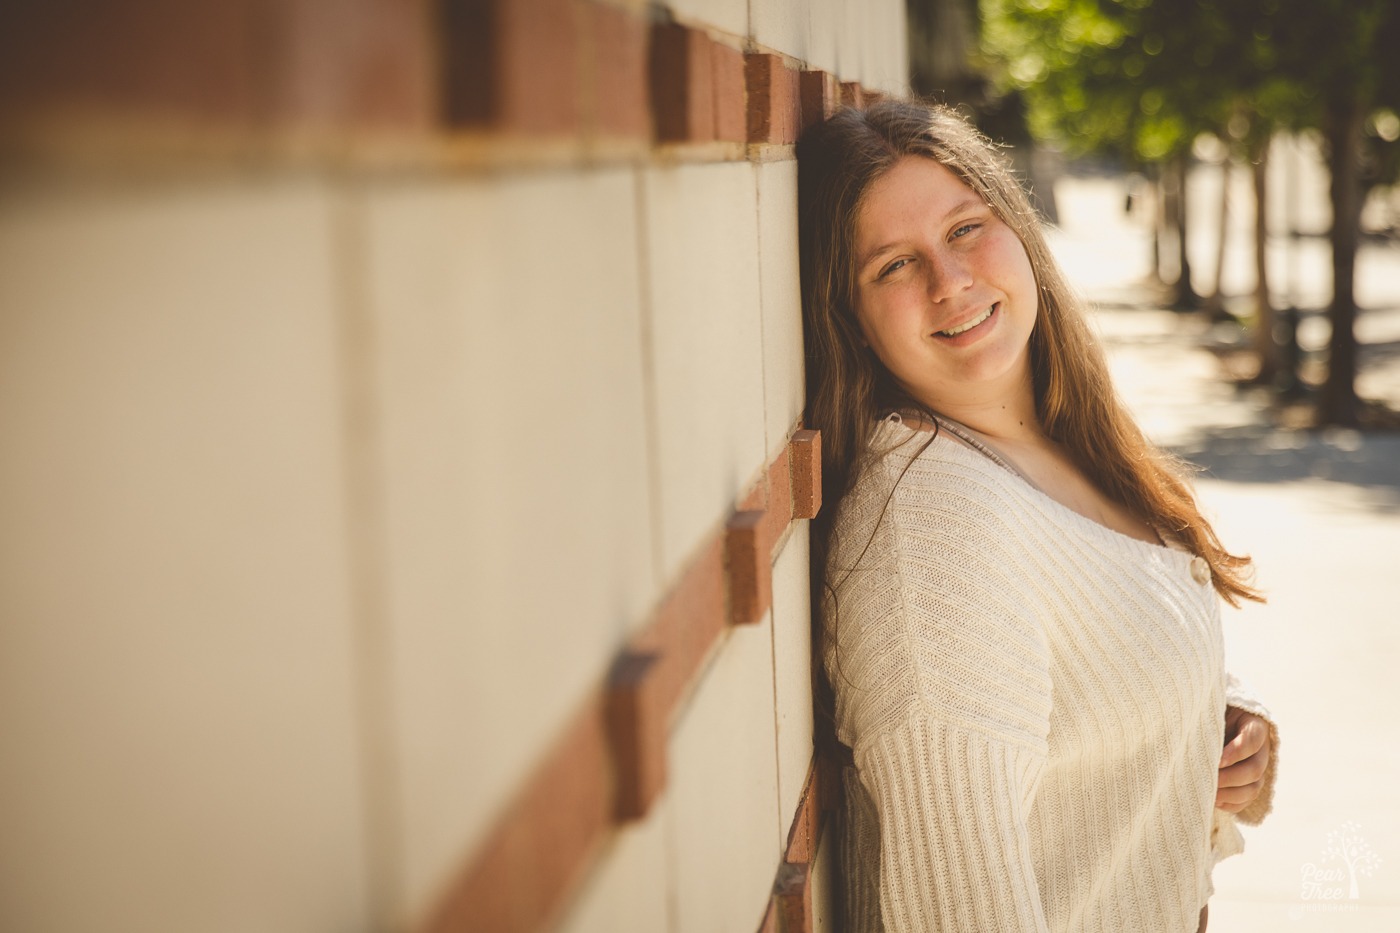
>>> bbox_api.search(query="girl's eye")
[951,222,981,239]
[877,257,912,279]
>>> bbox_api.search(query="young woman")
[797,102,1278,933]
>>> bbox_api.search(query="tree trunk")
[1319,100,1366,426]
[1204,155,1231,317]
[1171,151,1199,309]
[1251,136,1278,385]
[1151,205,1163,283]
[1148,166,1165,285]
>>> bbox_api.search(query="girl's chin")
[911,356,1032,404]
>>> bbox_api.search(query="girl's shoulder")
[833,415,1030,559]
[854,413,1024,504]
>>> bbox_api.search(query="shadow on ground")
[1361,337,1400,367]
[1170,424,1400,513]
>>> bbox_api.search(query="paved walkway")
[1048,174,1400,930]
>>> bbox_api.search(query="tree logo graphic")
[1323,821,1382,900]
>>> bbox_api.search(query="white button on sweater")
[823,419,1277,933]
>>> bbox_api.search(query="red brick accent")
[650,22,714,143]
[800,70,841,132]
[774,862,814,933]
[840,81,864,109]
[428,695,613,933]
[630,536,727,735]
[269,0,438,131]
[788,429,823,520]
[726,509,772,626]
[710,41,747,143]
[583,1,649,139]
[784,759,823,865]
[0,0,439,138]
[438,420,816,919]
[607,652,667,820]
[757,901,780,933]
[442,0,580,135]
[0,0,262,130]
[740,444,794,563]
[745,52,800,144]
[760,756,833,933]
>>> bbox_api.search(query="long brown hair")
[798,100,1261,606]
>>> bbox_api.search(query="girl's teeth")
[941,305,995,337]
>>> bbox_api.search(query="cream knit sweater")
[824,417,1276,933]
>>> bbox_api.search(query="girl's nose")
[925,249,974,303]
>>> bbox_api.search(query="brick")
[496,0,580,134]
[241,0,438,133]
[784,762,822,865]
[629,537,727,730]
[745,52,799,144]
[584,1,649,139]
[800,69,840,132]
[710,41,746,142]
[428,696,614,933]
[775,861,813,933]
[789,429,822,520]
[840,80,864,109]
[607,652,668,821]
[726,509,773,626]
[442,0,579,135]
[553,799,667,932]
[765,447,795,554]
[739,445,792,560]
[0,0,261,131]
[758,901,779,933]
[0,0,439,139]
[286,0,438,131]
[649,22,714,142]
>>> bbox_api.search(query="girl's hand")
[1216,706,1271,813]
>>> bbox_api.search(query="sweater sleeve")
[858,714,1051,932]
[830,449,1056,931]
[1224,671,1279,826]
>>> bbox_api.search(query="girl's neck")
[909,374,1044,444]
[933,399,1042,444]
[907,357,1041,442]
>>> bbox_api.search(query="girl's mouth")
[938,304,996,338]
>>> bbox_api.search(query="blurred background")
[1,2,1396,932]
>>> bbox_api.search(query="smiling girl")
[798,102,1278,933]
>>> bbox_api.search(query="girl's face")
[852,155,1039,414]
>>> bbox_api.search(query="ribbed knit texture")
[824,417,1276,933]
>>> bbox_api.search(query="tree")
[982,0,1400,425]
[979,0,1252,306]
[1268,0,1400,425]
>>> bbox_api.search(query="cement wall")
[0,2,908,930]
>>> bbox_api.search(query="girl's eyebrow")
[856,195,987,271]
